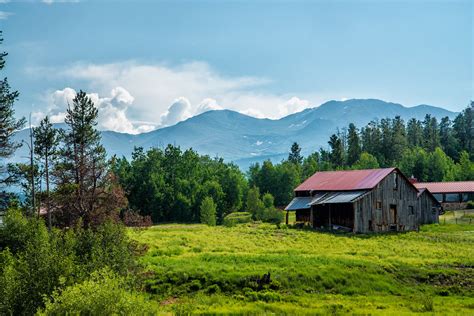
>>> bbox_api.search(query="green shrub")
[200,197,217,226]
[0,209,138,315]
[38,269,158,315]
[466,200,474,209]
[223,212,252,227]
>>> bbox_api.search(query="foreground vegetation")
[130,222,474,314]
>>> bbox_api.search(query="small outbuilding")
[413,181,474,210]
[285,168,440,233]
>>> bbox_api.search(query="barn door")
[390,204,397,224]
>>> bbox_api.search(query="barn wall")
[417,192,439,224]
[353,171,420,233]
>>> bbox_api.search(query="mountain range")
[10,99,456,170]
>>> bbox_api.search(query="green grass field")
[129,222,474,315]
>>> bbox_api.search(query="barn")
[413,181,474,210]
[285,168,440,233]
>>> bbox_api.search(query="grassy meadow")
[129,221,474,315]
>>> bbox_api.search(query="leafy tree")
[347,123,361,165]
[427,147,455,181]
[262,192,274,209]
[200,196,216,226]
[0,32,25,187]
[454,151,474,181]
[288,142,303,164]
[33,116,59,230]
[301,152,319,180]
[246,186,263,218]
[353,152,379,170]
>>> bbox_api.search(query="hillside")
[130,222,474,314]
[11,99,456,169]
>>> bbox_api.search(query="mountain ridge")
[10,99,457,170]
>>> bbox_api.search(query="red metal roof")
[295,168,396,191]
[414,181,474,193]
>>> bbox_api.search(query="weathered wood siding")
[353,170,420,233]
[417,191,439,225]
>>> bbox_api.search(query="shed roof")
[414,181,474,193]
[285,190,368,210]
[295,168,396,191]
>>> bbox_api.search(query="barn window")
[445,193,460,202]
[409,205,414,215]
[376,201,382,210]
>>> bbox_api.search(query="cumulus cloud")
[278,97,311,117]
[196,98,223,114]
[32,60,336,131]
[35,87,156,134]
[160,97,192,127]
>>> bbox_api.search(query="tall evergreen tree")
[34,116,59,230]
[56,90,109,226]
[347,123,361,166]
[439,116,459,160]
[288,142,303,165]
[0,32,25,187]
[453,102,473,158]
[391,116,407,163]
[406,118,423,148]
[422,114,440,152]
[328,134,344,167]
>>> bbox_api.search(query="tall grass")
[129,223,474,314]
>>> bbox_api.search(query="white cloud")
[160,97,192,127]
[32,60,342,132]
[0,11,13,20]
[196,98,223,114]
[35,87,155,134]
[278,97,311,116]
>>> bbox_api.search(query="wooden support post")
[328,204,332,231]
[285,211,289,225]
[309,207,314,228]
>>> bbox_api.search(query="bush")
[123,210,152,227]
[260,208,284,226]
[223,212,253,227]
[466,201,474,209]
[38,269,158,315]
[200,197,217,226]
[0,209,138,315]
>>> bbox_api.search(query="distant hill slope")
[10,99,456,170]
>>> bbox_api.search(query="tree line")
[246,104,474,206]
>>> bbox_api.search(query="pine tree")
[34,116,59,230]
[56,90,108,226]
[439,116,459,160]
[347,123,361,166]
[453,102,473,158]
[0,32,25,187]
[423,114,440,152]
[406,118,423,148]
[328,134,344,167]
[288,142,303,165]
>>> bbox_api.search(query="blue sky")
[1,0,472,133]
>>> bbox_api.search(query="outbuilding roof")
[414,181,474,194]
[295,168,396,192]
